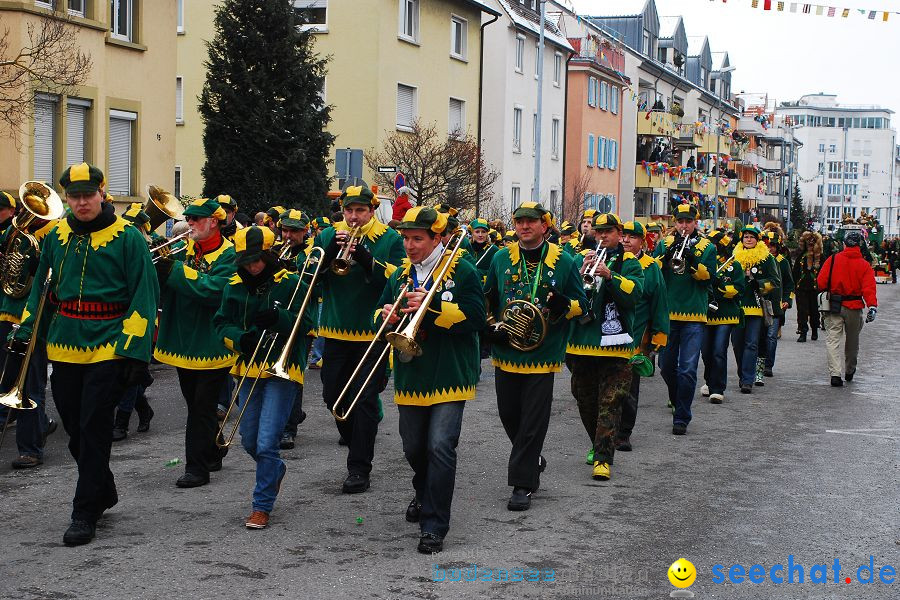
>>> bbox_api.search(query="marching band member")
[699,230,745,405]
[618,221,668,452]
[155,198,237,488]
[14,163,158,545]
[217,195,240,241]
[558,221,577,246]
[0,191,15,231]
[730,226,780,394]
[377,207,485,554]
[468,218,498,284]
[264,206,286,239]
[306,216,332,370]
[314,186,405,493]
[213,226,315,529]
[566,214,643,481]
[563,209,598,255]
[761,227,794,378]
[652,204,716,435]
[483,202,587,510]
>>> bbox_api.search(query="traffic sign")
[377,166,398,173]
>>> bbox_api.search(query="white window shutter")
[66,104,86,167]
[448,98,463,135]
[176,77,184,122]
[33,99,56,183]
[397,84,415,128]
[108,116,133,196]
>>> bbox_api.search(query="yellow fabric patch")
[153,347,237,369]
[433,302,465,329]
[491,359,561,374]
[692,263,710,281]
[394,386,476,406]
[48,342,119,363]
[723,284,738,298]
[650,331,668,347]
[638,253,658,269]
[121,311,148,350]
[70,162,91,182]
[565,299,583,320]
[761,281,775,294]
[615,275,635,294]
[183,265,199,280]
[669,311,707,323]
[0,313,22,324]
[223,336,237,353]
[20,307,31,323]
[228,274,242,286]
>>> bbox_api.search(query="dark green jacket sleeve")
[165,249,236,308]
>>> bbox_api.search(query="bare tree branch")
[0,16,92,147]
[564,170,592,223]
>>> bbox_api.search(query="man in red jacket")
[817,230,877,387]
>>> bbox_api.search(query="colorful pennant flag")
[764,0,772,9]
[827,6,835,17]
[803,4,810,14]
[868,10,876,19]
[751,0,759,7]
[777,1,784,11]
[842,8,849,17]
[790,3,797,12]
[815,5,823,15]
[884,12,889,21]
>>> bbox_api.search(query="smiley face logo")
[668,558,696,588]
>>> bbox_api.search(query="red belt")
[56,298,128,320]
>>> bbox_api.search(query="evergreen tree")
[199,0,333,216]
[790,182,806,232]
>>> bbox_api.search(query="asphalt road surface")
[1,287,898,600]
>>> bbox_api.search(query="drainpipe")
[561,51,573,223]
[476,11,500,218]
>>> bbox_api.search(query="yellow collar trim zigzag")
[507,242,562,270]
[638,253,660,269]
[185,237,234,263]
[55,216,129,251]
[394,386,476,406]
[707,315,740,325]
[336,218,388,242]
[733,243,771,269]
[400,250,462,283]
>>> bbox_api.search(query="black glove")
[352,243,374,273]
[239,331,263,356]
[155,257,175,285]
[481,325,509,346]
[120,358,153,388]
[253,308,279,329]
[866,307,877,323]
[545,287,571,317]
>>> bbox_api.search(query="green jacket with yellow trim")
[484,241,588,373]
[314,219,405,341]
[707,254,746,325]
[213,267,314,385]
[567,245,644,359]
[653,233,717,322]
[774,253,795,316]
[632,251,670,351]
[732,243,780,317]
[155,236,237,369]
[16,213,159,364]
[0,219,58,324]
[376,250,485,406]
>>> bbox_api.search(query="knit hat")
[560,221,577,236]
[579,209,598,224]
[708,229,733,249]
[311,216,332,232]
[502,230,518,243]
[396,206,448,234]
[0,191,16,210]
[469,218,489,232]
[184,198,227,221]
[433,203,459,231]
[622,221,645,237]
[265,206,286,225]
[59,162,104,195]
[490,229,502,244]
[844,231,862,247]
[673,203,700,220]
[645,221,662,233]
[233,226,276,266]
[216,195,237,212]
[122,202,152,232]
[512,202,551,226]
[741,225,761,239]
[341,186,379,208]
[593,213,622,231]
[279,209,310,230]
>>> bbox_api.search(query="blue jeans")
[238,377,299,512]
[118,384,146,413]
[731,316,763,386]
[659,321,704,426]
[308,304,324,364]
[701,324,734,396]
[398,401,465,538]
[764,319,780,371]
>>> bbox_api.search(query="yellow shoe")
[592,461,611,481]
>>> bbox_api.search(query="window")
[700,67,707,89]
[818,143,825,153]
[512,106,522,152]
[66,99,90,167]
[844,184,858,196]
[817,162,824,174]
[515,35,524,73]
[33,96,57,183]
[587,134,594,167]
[863,163,869,177]
[587,77,597,108]
[175,76,184,124]
[511,185,521,210]
[596,136,604,169]
[549,189,559,216]
[176,0,184,32]
[553,52,562,87]
[600,81,608,110]
[532,112,537,155]
[35,0,53,8]
[845,162,858,180]
[827,206,840,220]
[448,98,464,138]
[610,86,618,114]
[450,16,467,59]
[396,84,416,131]
[69,0,85,16]
[110,0,133,41]
[174,166,182,198]
[534,43,540,77]
[551,117,559,159]
[827,183,841,195]
[399,0,418,42]
[293,0,328,31]
[829,144,836,153]
[817,184,823,198]
[657,47,667,63]
[108,110,136,196]
[642,30,651,56]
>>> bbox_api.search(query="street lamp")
[712,65,736,229]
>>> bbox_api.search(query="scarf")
[412,243,444,288]
[596,244,633,347]
[67,202,117,234]
[732,242,770,269]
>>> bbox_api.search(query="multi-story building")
[1,0,177,206]
[554,6,627,223]
[480,0,571,219]
[777,93,896,233]
[176,0,500,204]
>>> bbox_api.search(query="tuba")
[145,185,184,231]
[0,182,64,299]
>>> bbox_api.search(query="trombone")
[331,226,362,275]
[0,269,53,411]
[669,234,690,274]
[216,247,324,448]
[330,231,464,421]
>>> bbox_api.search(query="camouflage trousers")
[567,355,632,465]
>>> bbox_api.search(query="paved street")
[1,287,898,600]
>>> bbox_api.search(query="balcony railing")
[638,111,677,137]
[568,36,625,74]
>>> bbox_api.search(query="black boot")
[811,328,818,341]
[797,332,807,343]
[111,410,131,442]
[135,395,154,433]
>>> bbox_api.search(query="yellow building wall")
[0,0,176,205]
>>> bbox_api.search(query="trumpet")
[150,231,190,264]
[217,247,325,448]
[331,232,464,421]
[331,226,362,275]
[581,248,608,290]
[669,234,690,274]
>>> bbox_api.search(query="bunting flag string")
[712,0,900,20]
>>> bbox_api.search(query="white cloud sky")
[569,0,900,120]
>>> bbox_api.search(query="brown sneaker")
[11,455,42,469]
[245,510,269,529]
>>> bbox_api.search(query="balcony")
[635,164,672,189]
[730,141,746,160]
[674,124,703,149]
[742,185,758,201]
[699,134,732,155]
[638,111,677,138]
[568,36,626,74]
